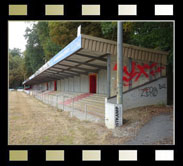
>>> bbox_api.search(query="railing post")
[85,104,87,120]
[71,97,74,117]
[51,95,52,106]
[63,96,65,111]
[56,95,58,109]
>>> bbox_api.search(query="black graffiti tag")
[159,84,166,89]
[140,87,158,97]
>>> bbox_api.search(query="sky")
[8,21,36,52]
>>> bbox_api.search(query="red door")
[89,74,96,93]
[46,82,48,90]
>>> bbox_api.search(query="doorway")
[89,74,97,93]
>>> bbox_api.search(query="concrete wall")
[32,83,47,91]
[68,78,74,92]
[42,83,47,91]
[57,80,61,91]
[110,54,167,96]
[64,79,69,91]
[73,76,81,92]
[98,70,107,94]
[61,79,65,91]
[53,70,108,94]
[108,77,167,110]
[48,81,54,91]
[80,74,89,93]
[123,77,167,110]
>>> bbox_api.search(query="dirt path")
[8,91,173,145]
[125,114,173,145]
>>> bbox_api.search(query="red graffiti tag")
[113,62,165,86]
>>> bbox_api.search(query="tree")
[9,48,22,57]
[9,49,25,88]
[24,23,45,76]
[123,22,173,65]
[100,22,117,40]
[48,22,103,48]
[37,22,62,61]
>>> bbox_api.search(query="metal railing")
[26,90,105,121]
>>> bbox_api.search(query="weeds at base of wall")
[156,102,166,107]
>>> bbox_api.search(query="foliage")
[24,24,45,76]
[37,22,62,61]
[9,50,25,88]
[9,48,22,57]
[48,22,103,48]
[100,22,117,40]
[124,22,173,66]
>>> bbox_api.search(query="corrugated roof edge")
[81,34,169,55]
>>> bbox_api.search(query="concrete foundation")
[105,98,123,129]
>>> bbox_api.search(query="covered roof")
[23,34,168,85]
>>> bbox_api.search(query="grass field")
[8,91,173,145]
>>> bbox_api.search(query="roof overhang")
[23,34,169,86]
[23,34,114,85]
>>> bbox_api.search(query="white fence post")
[71,97,74,117]
[56,95,58,109]
[63,96,65,111]
[85,104,87,120]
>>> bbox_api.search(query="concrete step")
[73,102,105,112]
[79,98,105,105]
[36,92,106,111]
[72,105,105,118]
[86,96,106,101]
[60,101,104,114]
[36,95,105,119]
[90,93,106,96]
[74,99,105,107]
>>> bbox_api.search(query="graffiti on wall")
[159,83,166,89]
[113,62,165,86]
[139,83,167,97]
[140,87,158,97]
